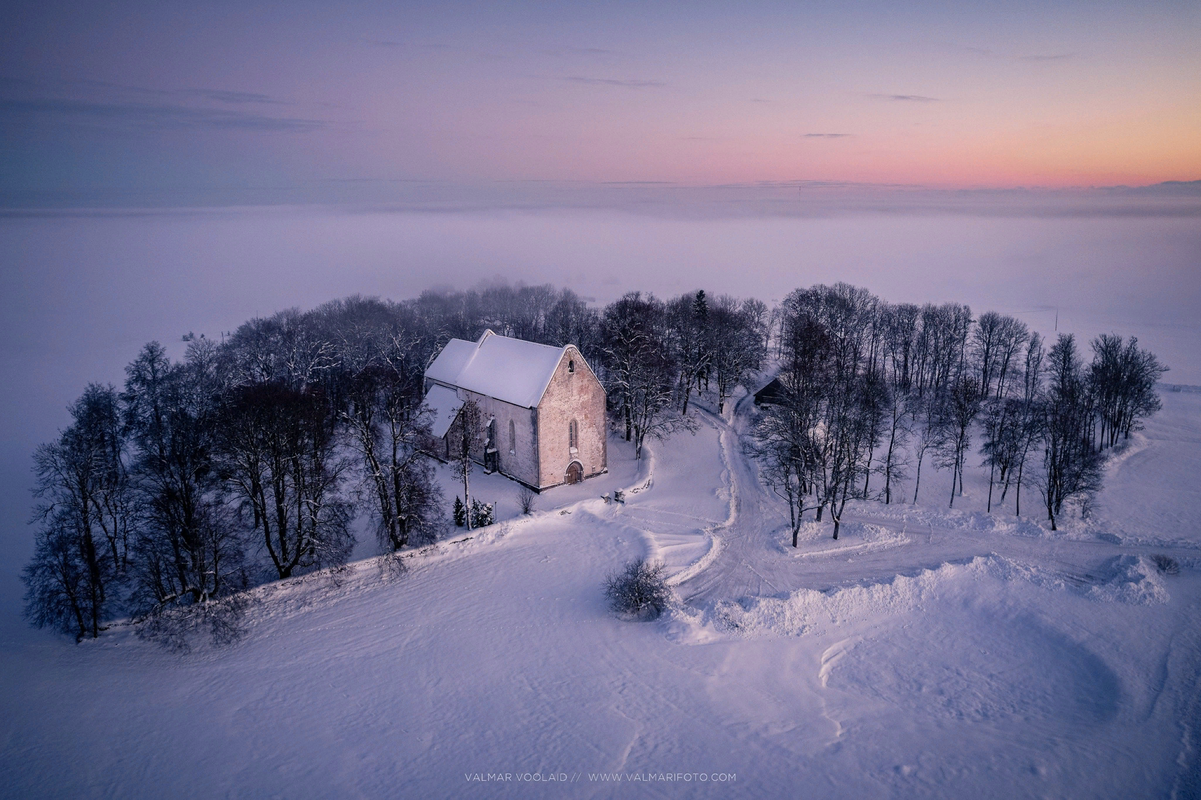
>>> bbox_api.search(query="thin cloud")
[1020,53,1074,62]
[959,45,1074,63]
[541,46,613,58]
[0,97,324,132]
[193,90,282,105]
[804,133,852,138]
[360,37,451,51]
[76,78,171,97]
[565,76,664,89]
[10,77,294,107]
[750,97,770,104]
[870,93,940,102]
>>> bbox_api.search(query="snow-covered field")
[3,387,1200,798]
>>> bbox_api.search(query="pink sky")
[2,0,1198,202]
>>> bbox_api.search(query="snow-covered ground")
[2,392,1200,797]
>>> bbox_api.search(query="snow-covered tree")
[217,381,353,578]
[23,384,131,640]
[123,341,245,618]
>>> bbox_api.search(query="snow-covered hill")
[2,392,1200,798]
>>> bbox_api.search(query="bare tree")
[332,300,445,551]
[909,393,947,504]
[749,310,830,545]
[544,289,602,362]
[122,341,245,618]
[451,399,484,529]
[665,291,709,415]
[815,371,885,539]
[750,397,817,546]
[858,369,890,500]
[913,303,972,399]
[23,385,131,640]
[1039,335,1104,529]
[774,285,882,539]
[990,333,1043,515]
[973,312,1027,400]
[518,485,536,515]
[345,365,444,550]
[602,293,683,458]
[707,296,768,413]
[217,382,353,578]
[881,302,920,392]
[935,375,982,507]
[878,381,911,504]
[1089,334,1167,450]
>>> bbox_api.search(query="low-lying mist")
[1,202,1197,638]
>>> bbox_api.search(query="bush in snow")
[518,485,537,515]
[1152,554,1180,575]
[470,499,494,528]
[135,592,251,653]
[605,558,671,620]
[453,496,467,527]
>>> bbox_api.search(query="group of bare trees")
[753,283,1166,543]
[24,297,447,641]
[23,280,1164,640]
[602,290,768,456]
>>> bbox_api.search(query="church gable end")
[536,345,606,488]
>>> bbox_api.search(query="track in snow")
[675,389,1201,606]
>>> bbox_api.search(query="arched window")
[568,359,575,373]
[569,419,578,451]
[508,419,516,454]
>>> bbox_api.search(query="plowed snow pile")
[714,553,1169,639]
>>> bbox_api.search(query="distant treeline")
[22,282,1163,642]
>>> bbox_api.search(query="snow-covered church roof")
[424,384,465,439]
[424,330,570,409]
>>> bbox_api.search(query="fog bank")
[1,205,1197,637]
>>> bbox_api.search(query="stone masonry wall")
[536,346,607,489]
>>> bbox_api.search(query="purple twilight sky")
[2,0,1199,203]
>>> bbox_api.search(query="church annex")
[422,330,607,490]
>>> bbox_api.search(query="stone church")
[422,330,607,490]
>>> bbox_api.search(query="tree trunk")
[986,460,996,513]
[463,464,472,531]
[883,424,898,504]
[1015,459,1024,516]
[862,452,873,500]
[912,449,924,503]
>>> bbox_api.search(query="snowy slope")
[2,394,1200,797]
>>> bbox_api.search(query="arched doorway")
[565,461,583,485]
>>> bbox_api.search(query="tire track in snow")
[676,389,1201,608]
[609,418,727,586]
[676,394,803,603]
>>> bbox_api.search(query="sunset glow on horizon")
[2,0,1198,203]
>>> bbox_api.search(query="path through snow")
[3,393,1201,797]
